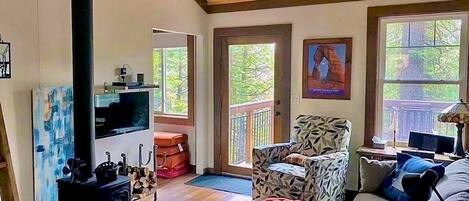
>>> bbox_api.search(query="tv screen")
[95,91,149,139]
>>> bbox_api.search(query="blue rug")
[186,174,252,196]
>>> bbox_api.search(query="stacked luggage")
[154,132,191,179]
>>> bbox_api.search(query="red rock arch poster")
[302,38,352,100]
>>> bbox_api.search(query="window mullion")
[162,48,167,114]
[383,80,460,85]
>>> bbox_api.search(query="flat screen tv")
[95,91,149,139]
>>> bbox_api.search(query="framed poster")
[32,87,74,201]
[302,38,352,100]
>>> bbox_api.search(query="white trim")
[376,12,469,140]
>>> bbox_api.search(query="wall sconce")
[0,34,11,79]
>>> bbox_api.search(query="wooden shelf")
[105,84,159,91]
[357,146,455,164]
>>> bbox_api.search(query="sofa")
[354,157,469,201]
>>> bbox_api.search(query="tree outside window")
[153,47,189,116]
[379,15,466,142]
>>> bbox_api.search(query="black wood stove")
[57,176,131,201]
[57,0,130,200]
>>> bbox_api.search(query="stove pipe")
[72,0,95,179]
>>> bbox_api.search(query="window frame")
[364,0,469,149]
[375,13,469,144]
[154,35,195,126]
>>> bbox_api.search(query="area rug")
[185,174,252,196]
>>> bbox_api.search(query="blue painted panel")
[32,87,74,201]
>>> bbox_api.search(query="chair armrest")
[303,152,349,200]
[253,143,292,169]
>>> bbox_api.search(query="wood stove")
[57,0,130,200]
[57,176,131,201]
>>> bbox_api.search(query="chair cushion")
[290,116,351,157]
[359,157,396,193]
[267,163,305,191]
[284,153,308,167]
[380,153,445,201]
[156,151,189,169]
[154,132,187,147]
[157,143,187,156]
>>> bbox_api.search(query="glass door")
[220,35,284,176]
[227,42,276,171]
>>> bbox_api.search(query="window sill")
[154,114,194,126]
[386,141,409,148]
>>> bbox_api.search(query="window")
[154,47,189,115]
[153,34,195,126]
[377,14,468,142]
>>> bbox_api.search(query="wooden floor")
[156,173,252,201]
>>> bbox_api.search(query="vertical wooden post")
[270,102,275,143]
[246,111,253,164]
[0,102,19,201]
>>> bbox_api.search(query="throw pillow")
[359,157,396,193]
[379,153,445,201]
[284,153,308,166]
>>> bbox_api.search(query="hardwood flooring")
[156,173,252,201]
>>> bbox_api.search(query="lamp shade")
[438,99,469,124]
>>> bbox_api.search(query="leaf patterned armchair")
[252,115,352,201]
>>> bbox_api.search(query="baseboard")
[191,165,197,173]
[203,167,215,174]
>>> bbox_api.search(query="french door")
[213,25,292,176]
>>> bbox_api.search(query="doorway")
[213,24,292,176]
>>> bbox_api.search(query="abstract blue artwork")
[32,87,74,201]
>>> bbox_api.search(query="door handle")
[275,111,281,116]
[275,100,281,105]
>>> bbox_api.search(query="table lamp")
[437,99,469,157]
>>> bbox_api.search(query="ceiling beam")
[195,0,209,13]
[195,0,362,14]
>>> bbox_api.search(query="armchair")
[252,115,352,201]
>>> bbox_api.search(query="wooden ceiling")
[207,0,256,5]
[195,0,362,13]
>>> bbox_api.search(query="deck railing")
[228,99,455,165]
[229,100,274,165]
[383,99,456,141]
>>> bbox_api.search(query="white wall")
[0,1,39,201]
[0,0,208,200]
[153,33,188,48]
[206,0,449,190]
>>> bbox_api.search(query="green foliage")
[153,43,275,116]
[229,44,275,105]
[153,49,162,112]
[384,19,462,101]
[153,47,188,115]
[382,18,462,138]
